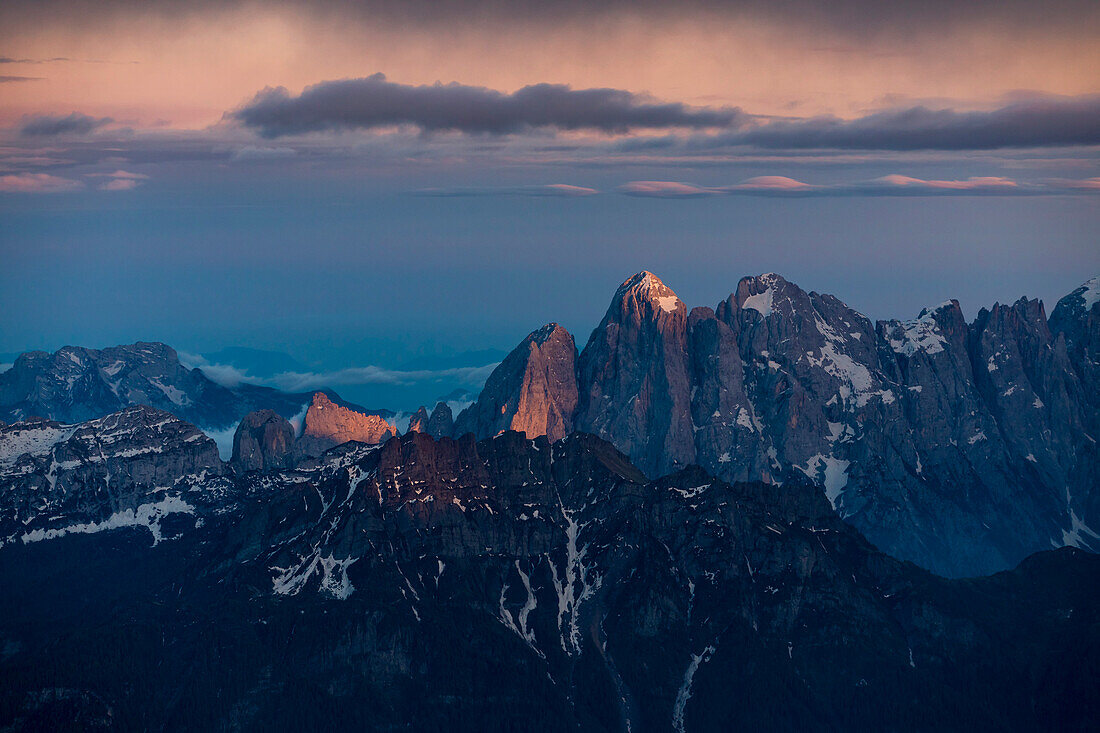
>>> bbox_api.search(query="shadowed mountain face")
[0,341,376,430]
[0,405,225,547]
[458,272,1100,578]
[0,413,1097,731]
[231,409,296,472]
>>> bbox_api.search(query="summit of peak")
[734,273,795,317]
[745,272,788,287]
[917,299,961,319]
[619,270,667,290]
[614,271,682,314]
[530,322,570,344]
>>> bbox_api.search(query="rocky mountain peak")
[1051,275,1100,327]
[408,403,455,440]
[426,401,454,439]
[298,392,397,455]
[231,409,294,472]
[1049,275,1100,437]
[917,299,962,320]
[530,322,567,344]
[453,324,578,442]
[406,406,431,434]
[0,341,338,429]
[0,405,223,546]
[576,271,695,477]
[610,270,684,320]
[730,272,797,319]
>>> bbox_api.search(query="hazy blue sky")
[1,0,1098,409]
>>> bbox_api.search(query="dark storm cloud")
[19,112,113,137]
[718,96,1100,151]
[232,74,746,137]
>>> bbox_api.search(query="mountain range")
[0,271,1097,729]
[0,341,391,430]
[444,272,1100,577]
[2,273,1097,579]
[0,405,1096,730]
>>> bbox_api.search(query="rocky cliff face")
[406,406,431,434]
[231,409,295,472]
[0,427,1096,731]
[455,323,579,442]
[0,405,223,547]
[575,273,695,477]
[296,392,396,457]
[460,272,1100,577]
[1050,277,1100,414]
[409,401,457,439]
[1049,278,1100,531]
[426,401,455,438]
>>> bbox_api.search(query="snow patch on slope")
[1076,276,1100,309]
[20,495,195,545]
[0,424,77,468]
[657,295,681,313]
[886,314,947,357]
[797,454,851,510]
[673,643,717,733]
[742,287,775,317]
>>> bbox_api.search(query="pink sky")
[1,2,1098,130]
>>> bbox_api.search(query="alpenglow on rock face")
[454,323,578,443]
[456,271,1100,577]
[405,406,431,435]
[296,392,397,457]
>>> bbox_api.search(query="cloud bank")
[232,73,745,137]
[179,351,498,393]
[231,78,1100,152]
[718,96,1100,151]
[19,112,113,137]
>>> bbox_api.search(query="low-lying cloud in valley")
[178,351,498,395]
